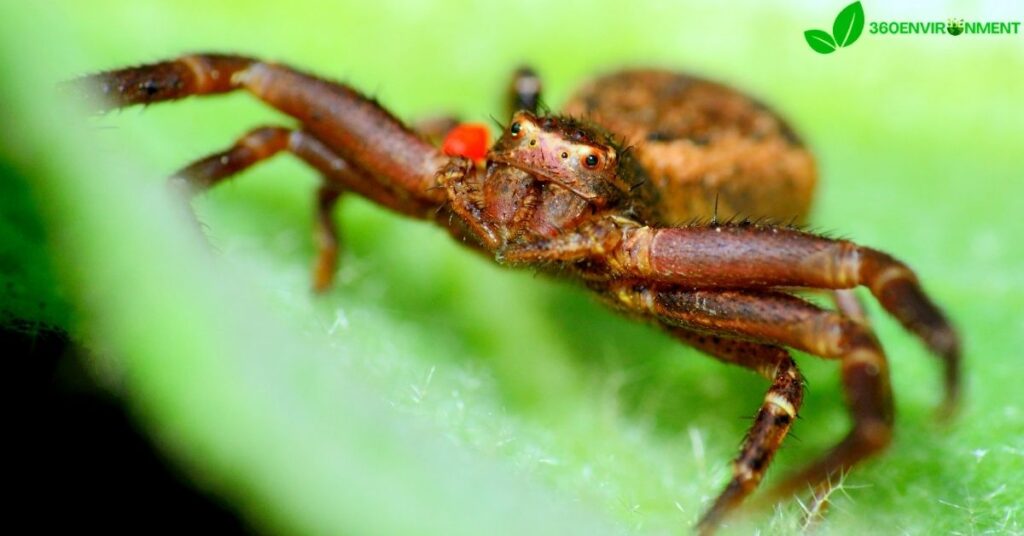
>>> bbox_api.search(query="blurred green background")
[1,1,1021,534]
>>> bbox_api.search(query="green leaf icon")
[804,29,838,54]
[833,1,865,47]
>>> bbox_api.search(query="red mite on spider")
[73,55,960,534]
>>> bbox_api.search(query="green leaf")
[804,29,837,54]
[4,2,1024,536]
[833,1,865,47]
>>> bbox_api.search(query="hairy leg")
[171,126,434,290]
[173,126,434,217]
[628,223,957,411]
[666,328,803,534]
[509,219,958,409]
[607,283,894,504]
[75,53,448,204]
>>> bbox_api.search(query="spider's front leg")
[168,125,434,291]
[75,54,448,204]
[74,54,474,288]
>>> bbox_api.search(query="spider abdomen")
[563,70,817,225]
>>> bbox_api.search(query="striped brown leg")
[174,126,430,217]
[610,224,960,412]
[667,328,803,534]
[75,54,447,205]
[171,126,293,193]
[171,125,434,291]
[608,283,894,525]
[769,347,893,499]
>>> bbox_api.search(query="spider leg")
[609,223,959,412]
[436,158,504,250]
[785,289,871,326]
[606,283,893,516]
[75,54,448,204]
[832,289,870,326]
[313,184,343,292]
[171,126,434,291]
[508,66,542,115]
[666,328,803,534]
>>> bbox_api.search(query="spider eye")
[509,122,521,136]
[583,154,600,168]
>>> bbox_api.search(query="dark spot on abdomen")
[646,130,675,142]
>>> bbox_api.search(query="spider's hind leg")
[666,328,804,534]
[643,286,894,513]
[606,282,896,530]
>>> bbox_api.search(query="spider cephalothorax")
[75,55,960,534]
[493,112,632,200]
[440,110,658,256]
[492,111,659,219]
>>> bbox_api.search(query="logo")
[804,1,865,54]
[946,18,965,36]
[805,2,1021,54]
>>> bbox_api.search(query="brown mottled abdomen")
[562,70,817,225]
